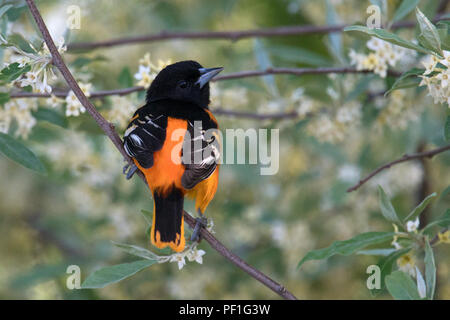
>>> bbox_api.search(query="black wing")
[181,120,220,189]
[123,108,167,168]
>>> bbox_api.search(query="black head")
[146,60,223,108]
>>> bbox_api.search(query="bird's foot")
[123,163,138,180]
[190,216,207,242]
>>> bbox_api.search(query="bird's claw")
[123,163,138,180]
[190,216,207,242]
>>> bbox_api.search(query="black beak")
[196,67,224,88]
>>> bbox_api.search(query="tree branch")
[9,67,399,99]
[347,144,450,193]
[212,108,298,120]
[25,0,298,300]
[67,17,449,50]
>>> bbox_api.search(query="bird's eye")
[178,81,188,89]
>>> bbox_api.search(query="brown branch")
[347,144,450,193]
[67,17,449,51]
[9,67,399,99]
[25,0,297,300]
[212,108,298,120]
[214,67,401,80]
[10,86,145,99]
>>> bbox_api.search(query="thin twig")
[67,17,449,50]
[9,67,399,99]
[347,144,450,193]
[10,86,145,99]
[430,228,448,245]
[212,108,298,120]
[25,0,298,300]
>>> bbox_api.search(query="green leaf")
[378,186,402,225]
[440,185,450,201]
[445,116,450,141]
[393,0,420,23]
[325,0,343,63]
[422,209,450,233]
[0,133,46,174]
[403,192,437,223]
[5,4,26,22]
[81,260,156,289]
[437,22,450,51]
[0,5,13,19]
[112,242,159,260]
[369,247,412,296]
[140,209,153,225]
[385,270,421,300]
[297,231,395,268]
[253,39,278,97]
[32,108,68,128]
[70,55,106,69]
[0,92,10,105]
[424,240,436,300]
[416,8,442,56]
[0,62,31,83]
[385,68,424,96]
[357,248,396,256]
[344,25,433,55]
[6,33,36,54]
[118,67,134,88]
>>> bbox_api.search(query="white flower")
[436,69,450,88]
[397,253,416,278]
[326,87,339,101]
[337,164,361,183]
[170,253,186,270]
[35,69,52,94]
[441,50,450,68]
[290,88,305,102]
[134,65,154,87]
[134,65,150,80]
[19,72,39,88]
[139,53,152,67]
[65,91,86,117]
[271,221,287,245]
[406,218,419,232]
[373,61,388,78]
[47,94,63,108]
[105,96,136,128]
[79,82,92,97]
[186,248,206,264]
[367,37,384,51]
[15,110,36,139]
[349,49,366,70]
[386,48,402,67]
[422,55,439,75]
[206,219,215,233]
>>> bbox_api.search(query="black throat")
[143,99,216,128]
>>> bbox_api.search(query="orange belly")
[135,117,187,196]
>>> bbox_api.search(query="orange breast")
[135,117,188,196]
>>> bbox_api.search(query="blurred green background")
[0,0,449,299]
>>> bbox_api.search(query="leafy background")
[0,0,449,299]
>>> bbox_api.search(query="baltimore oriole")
[123,61,222,252]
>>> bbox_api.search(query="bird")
[122,60,222,252]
